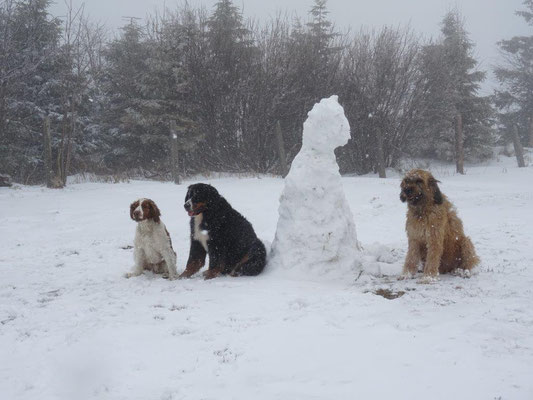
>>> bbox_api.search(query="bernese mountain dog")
[180,183,266,279]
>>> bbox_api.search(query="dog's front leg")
[204,251,225,280]
[421,231,444,283]
[180,240,206,278]
[162,249,178,280]
[125,247,146,278]
[400,239,420,280]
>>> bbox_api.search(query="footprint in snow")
[214,347,240,364]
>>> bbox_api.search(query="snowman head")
[301,95,350,154]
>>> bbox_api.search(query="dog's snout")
[404,187,413,195]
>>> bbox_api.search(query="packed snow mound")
[269,95,362,279]
[300,95,351,153]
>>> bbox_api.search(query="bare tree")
[337,26,426,174]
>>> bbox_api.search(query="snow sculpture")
[270,95,362,277]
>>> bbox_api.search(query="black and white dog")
[180,183,266,279]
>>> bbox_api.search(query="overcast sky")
[50,0,530,94]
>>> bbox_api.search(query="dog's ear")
[428,178,443,205]
[185,185,193,202]
[400,179,407,203]
[148,200,161,222]
[130,201,138,220]
[205,184,220,205]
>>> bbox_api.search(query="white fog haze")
[50,0,529,91]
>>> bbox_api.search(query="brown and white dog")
[125,198,178,280]
[399,169,479,283]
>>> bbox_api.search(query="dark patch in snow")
[373,288,406,299]
[1,315,16,325]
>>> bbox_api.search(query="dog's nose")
[184,203,191,211]
[404,187,413,195]
[133,210,140,218]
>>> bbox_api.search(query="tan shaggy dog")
[399,169,479,283]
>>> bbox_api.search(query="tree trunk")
[529,113,533,148]
[0,82,6,145]
[455,113,464,175]
[61,105,76,187]
[169,120,181,184]
[275,121,288,177]
[512,125,526,168]
[375,127,386,178]
[43,116,64,188]
[43,117,54,188]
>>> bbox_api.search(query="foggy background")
[2,0,531,186]
[49,0,529,94]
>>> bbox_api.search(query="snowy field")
[1,156,533,400]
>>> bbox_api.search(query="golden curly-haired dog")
[399,169,479,282]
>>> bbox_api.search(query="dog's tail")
[233,239,267,276]
[461,236,480,270]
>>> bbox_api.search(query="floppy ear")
[148,200,161,223]
[429,178,443,205]
[399,179,407,203]
[185,186,192,202]
[130,201,138,220]
[205,185,220,205]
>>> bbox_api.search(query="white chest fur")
[193,214,209,251]
[135,220,167,263]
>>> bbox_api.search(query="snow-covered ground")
[1,156,532,400]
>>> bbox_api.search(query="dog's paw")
[417,275,438,284]
[397,272,414,281]
[203,269,221,280]
[166,273,178,281]
[178,271,193,279]
[124,271,141,279]
[451,268,472,278]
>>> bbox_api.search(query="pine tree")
[142,14,202,173]
[274,0,342,167]
[301,0,341,103]
[0,0,62,183]
[495,0,533,147]
[416,10,493,165]
[101,22,153,172]
[192,0,258,171]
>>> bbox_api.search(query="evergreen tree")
[275,0,342,166]
[101,22,153,172]
[416,10,493,162]
[495,0,533,147]
[142,14,202,173]
[299,0,342,105]
[0,0,62,183]
[100,14,202,176]
[193,0,258,171]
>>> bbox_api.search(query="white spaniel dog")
[125,198,178,280]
